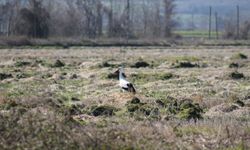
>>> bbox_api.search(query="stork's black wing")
[127,83,136,94]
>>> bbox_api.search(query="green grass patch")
[174,30,220,38]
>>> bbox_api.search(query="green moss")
[177,101,203,120]
[156,98,205,120]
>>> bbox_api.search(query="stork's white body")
[119,68,130,88]
[118,67,136,94]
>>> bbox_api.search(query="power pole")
[236,5,240,39]
[215,12,218,39]
[209,6,212,39]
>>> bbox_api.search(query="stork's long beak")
[114,69,119,75]
[113,69,127,78]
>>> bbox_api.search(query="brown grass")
[0,46,250,149]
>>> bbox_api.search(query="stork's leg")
[120,89,125,93]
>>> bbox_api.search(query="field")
[174,30,220,38]
[1,46,250,149]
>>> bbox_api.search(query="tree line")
[0,0,175,39]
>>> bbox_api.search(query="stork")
[118,67,136,94]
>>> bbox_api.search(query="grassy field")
[174,30,220,38]
[0,46,250,149]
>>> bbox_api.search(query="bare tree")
[96,0,103,37]
[0,0,20,36]
[240,21,250,40]
[223,19,236,39]
[0,0,177,40]
[152,2,161,37]
[105,0,114,37]
[163,0,175,37]
[142,0,148,36]
[14,0,50,38]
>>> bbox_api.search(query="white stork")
[118,67,136,94]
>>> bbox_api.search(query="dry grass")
[0,46,250,149]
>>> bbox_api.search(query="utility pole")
[215,12,218,39]
[209,6,212,39]
[236,5,240,39]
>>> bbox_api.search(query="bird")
[118,67,136,94]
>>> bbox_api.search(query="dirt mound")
[90,105,118,116]
[131,61,150,68]
[229,62,239,68]
[14,61,31,67]
[53,60,65,68]
[229,71,244,79]
[126,97,158,116]
[204,102,249,118]
[174,61,199,68]
[0,73,13,80]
